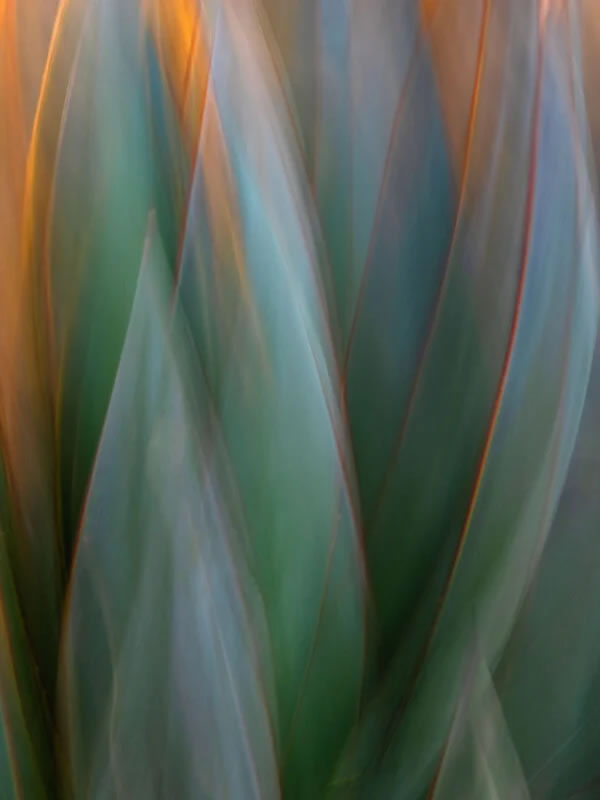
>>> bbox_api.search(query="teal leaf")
[174,5,366,793]
[60,219,279,799]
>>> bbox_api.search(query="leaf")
[24,0,157,557]
[0,455,54,798]
[340,2,598,794]
[261,0,440,354]
[495,336,600,800]
[173,3,366,793]
[0,0,72,707]
[60,219,279,799]
[343,7,456,542]
[431,652,530,800]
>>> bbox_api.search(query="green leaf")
[174,5,366,794]
[495,336,600,800]
[431,653,530,800]
[60,219,279,799]
[26,0,158,557]
[340,4,598,794]
[0,457,54,798]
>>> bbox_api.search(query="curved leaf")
[24,0,157,556]
[174,3,366,793]
[60,220,279,799]
[342,4,598,795]
[0,456,54,798]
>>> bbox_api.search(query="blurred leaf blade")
[173,3,367,793]
[60,218,280,799]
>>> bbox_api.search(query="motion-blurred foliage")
[1,0,600,797]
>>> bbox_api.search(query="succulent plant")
[0,1,599,797]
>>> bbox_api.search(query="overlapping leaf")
[24,0,157,554]
[332,3,599,796]
[173,3,366,794]
[60,222,280,799]
[1,1,599,798]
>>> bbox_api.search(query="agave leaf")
[337,3,598,795]
[379,0,595,668]
[0,456,54,798]
[174,3,366,793]
[495,52,600,777]
[260,0,442,354]
[342,0,450,350]
[495,337,600,800]
[431,653,530,800]
[24,0,158,562]
[343,10,455,543]
[60,219,279,799]
[348,0,537,673]
[0,0,70,704]
[416,0,598,682]
[261,0,456,661]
